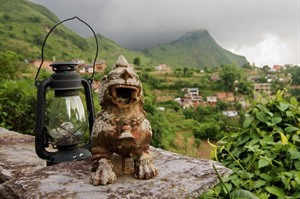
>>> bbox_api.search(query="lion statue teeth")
[90,55,158,185]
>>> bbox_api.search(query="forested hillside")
[0,0,152,66]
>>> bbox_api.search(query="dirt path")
[197,139,214,159]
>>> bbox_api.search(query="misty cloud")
[32,0,299,65]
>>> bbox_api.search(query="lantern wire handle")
[34,16,99,84]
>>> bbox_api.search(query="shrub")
[204,90,300,198]
[0,80,37,134]
[193,121,221,140]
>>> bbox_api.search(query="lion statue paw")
[90,159,117,185]
[134,153,158,179]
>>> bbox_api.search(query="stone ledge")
[0,127,232,198]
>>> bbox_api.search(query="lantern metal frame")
[34,16,98,166]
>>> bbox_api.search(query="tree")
[219,65,241,91]
[262,65,270,73]
[183,67,193,77]
[290,67,300,85]
[133,57,141,66]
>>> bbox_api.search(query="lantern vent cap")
[50,61,78,72]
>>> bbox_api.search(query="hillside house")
[183,88,202,106]
[174,97,194,109]
[29,60,53,72]
[273,65,284,71]
[248,76,259,83]
[216,92,235,103]
[79,60,107,74]
[175,88,202,108]
[155,64,171,72]
[210,74,220,81]
[74,59,85,65]
[254,83,272,96]
[206,96,217,106]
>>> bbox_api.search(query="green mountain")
[142,29,248,68]
[0,0,247,69]
[0,0,152,66]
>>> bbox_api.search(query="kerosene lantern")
[34,17,97,166]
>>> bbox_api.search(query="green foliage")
[0,51,26,80]
[142,84,173,148]
[133,57,141,66]
[236,81,253,96]
[183,106,235,140]
[218,65,241,91]
[289,67,300,85]
[289,88,300,101]
[204,89,300,198]
[193,121,221,140]
[0,80,37,134]
[139,72,162,89]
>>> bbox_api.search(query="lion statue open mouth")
[110,83,139,107]
[90,55,158,185]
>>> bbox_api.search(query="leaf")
[230,189,259,199]
[222,182,232,194]
[258,158,270,168]
[210,147,218,161]
[208,139,219,161]
[266,186,285,197]
[255,111,268,123]
[286,110,294,119]
[285,126,299,133]
[292,192,300,199]
[290,96,298,107]
[288,148,300,159]
[243,117,253,128]
[271,117,282,125]
[253,179,267,188]
[294,160,300,170]
[256,104,273,117]
[279,132,288,145]
[278,102,289,111]
[260,173,272,181]
[292,135,300,143]
[207,138,217,148]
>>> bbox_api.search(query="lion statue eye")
[109,74,119,80]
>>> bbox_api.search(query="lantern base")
[46,147,91,166]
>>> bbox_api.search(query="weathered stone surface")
[0,127,232,198]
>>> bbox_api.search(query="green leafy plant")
[0,80,37,134]
[203,89,300,198]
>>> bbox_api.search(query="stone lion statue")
[90,55,158,185]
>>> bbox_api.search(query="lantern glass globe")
[49,95,88,146]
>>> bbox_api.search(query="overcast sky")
[32,0,299,66]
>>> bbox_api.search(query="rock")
[0,127,232,198]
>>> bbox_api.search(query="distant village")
[29,59,296,118]
[154,63,295,118]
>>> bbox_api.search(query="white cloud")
[230,34,291,66]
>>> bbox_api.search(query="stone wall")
[0,127,231,198]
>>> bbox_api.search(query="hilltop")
[0,0,152,66]
[142,29,248,68]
